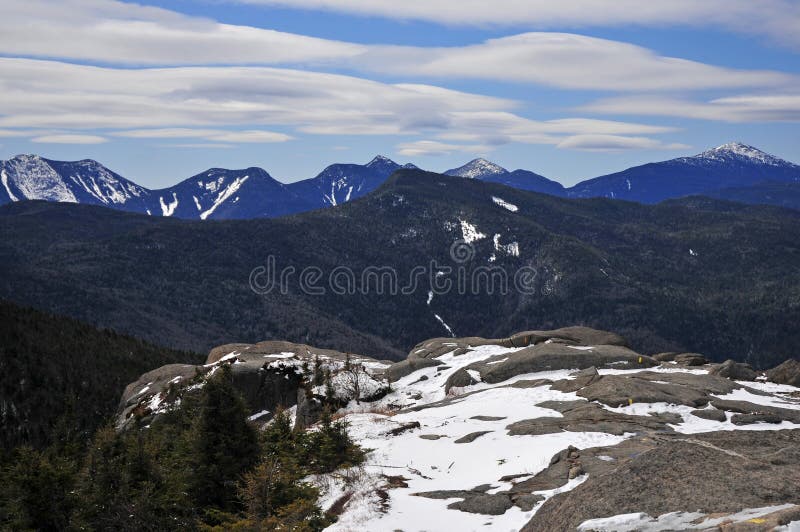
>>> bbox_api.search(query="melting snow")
[493,234,520,257]
[458,219,486,243]
[1,169,19,201]
[433,314,454,337]
[159,192,179,216]
[200,175,250,220]
[492,196,518,212]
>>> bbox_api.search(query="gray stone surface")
[454,431,492,444]
[767,359,800,387]
[507,400,674,436]
[468,343,657,384]
[691,408,728,422]
[709,359,758,381]
[523,430,800,531]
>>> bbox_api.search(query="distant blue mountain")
[567,142,800,203]
[444,158,566,196]
[2,143,799,218]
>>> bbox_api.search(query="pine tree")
[313,355,324,386]
[189,366,260,510]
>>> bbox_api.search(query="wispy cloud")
[238,0,800,50]
[556,135,690,152]
[396,140,493,157]
[0,59,683,152]
[114,128,292,143]
[581,94,800,122]
[1,1,795,93]
[1,0,363,65]
[31,134,108,144]
[359,34,794,91]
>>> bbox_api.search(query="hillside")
[0,300,200,450]
[2,170,800,367]
[116,326,800,530]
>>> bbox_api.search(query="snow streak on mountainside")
[0,154,149,210]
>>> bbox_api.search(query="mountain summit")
[568,141,800,203]
[445,158,508,179]
[691,142,792,167]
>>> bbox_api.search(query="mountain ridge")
[2,142,800,218]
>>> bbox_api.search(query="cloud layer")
[239,0,800,50]
[0,58,684,151]
[0,0,797,158]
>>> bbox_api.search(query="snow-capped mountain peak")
[366,155,397,167]
[365,155,402,177]
[446,158,508,179]
[693,142,792,167]
[1,154,77,203]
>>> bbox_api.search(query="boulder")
[711,399,800,424]
[444,368,478,393]
[709,359,757,381]
[691,408,727,422]
[766,359,800,387]
[499,326,629,349]
[414,490,513,516]
[454,431,491,444]
[551,366,601,393]
[673,352,709,366]
[576,375,709,407]
[468,344,657,384]
[730,413,783,425]
[652,352,679,362]
[385,356,443,382]
[507,400,674,436]
[447,493,513,515]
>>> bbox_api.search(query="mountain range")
[2,143,799,219]
[3,168,799,368]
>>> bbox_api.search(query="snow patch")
[492,196,518,212]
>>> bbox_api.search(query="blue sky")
[0,0,798,188]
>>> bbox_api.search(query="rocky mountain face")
[567,142,800,203]
[0,154,151,212]
[3,169,800,367]
[118,326,800,531]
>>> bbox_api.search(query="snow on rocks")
[322,328,800,531]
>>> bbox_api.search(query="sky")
[0,0,799,188]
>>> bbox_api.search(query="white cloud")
[556,134,690,152]
[580,93,800,122]
[396,140,493,157]
[165,143,235,149]
[0,1,794,93]
[31,134,108,144]
[114,128,292,143]
[239,0,800,50]
[0,0,363,65]
[360,34,794,91]
[0,58,685,152]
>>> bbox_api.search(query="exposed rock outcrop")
[523,430,800,531]
[767,359,800,387]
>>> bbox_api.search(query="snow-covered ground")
[309,342,800,531]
